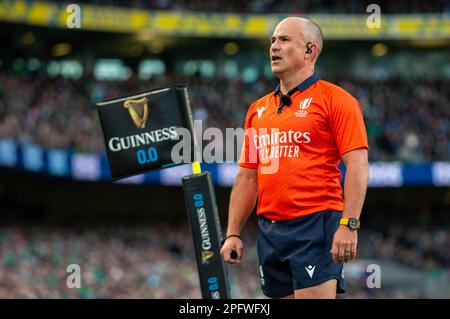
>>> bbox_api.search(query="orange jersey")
[239,74,368,221]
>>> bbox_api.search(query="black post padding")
[182,171,231,299]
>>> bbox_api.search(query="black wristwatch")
[339,218,361,231]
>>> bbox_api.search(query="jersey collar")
[274,73,321,96]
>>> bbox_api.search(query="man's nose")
[271,42,280,52]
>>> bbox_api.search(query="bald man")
[220,17,369,299]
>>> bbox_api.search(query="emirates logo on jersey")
[295,98,312,118]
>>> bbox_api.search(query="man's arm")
[220,166,258,264]
[341,148,369,220]
[332,148,369,263]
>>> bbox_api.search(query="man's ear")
[306,42,312,54]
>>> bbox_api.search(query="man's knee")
[294,279,337,299]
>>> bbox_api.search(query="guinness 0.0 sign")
[96,85,195,179]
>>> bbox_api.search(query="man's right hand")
[220,236,243,264]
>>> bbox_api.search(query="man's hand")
[220,236,243,264]
[331,225,358,263]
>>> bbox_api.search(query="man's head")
[270,17,323,77]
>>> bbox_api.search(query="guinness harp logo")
[124,97,149,129]
[202,251,214,264]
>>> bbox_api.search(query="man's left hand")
[331,225,358,263]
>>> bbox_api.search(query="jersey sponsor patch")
[295,97,312,118]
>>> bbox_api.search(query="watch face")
[349,218,360,230]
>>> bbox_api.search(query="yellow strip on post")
[192,161,202,174]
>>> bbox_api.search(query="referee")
[220,17,369,299]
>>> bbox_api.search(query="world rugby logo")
[295,97,312,118]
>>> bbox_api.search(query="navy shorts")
[257,211,345,298]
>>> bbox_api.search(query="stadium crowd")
[0,71,449,163]
[65,0,450,14]
[0,218,447,298]
[0,222,262,298]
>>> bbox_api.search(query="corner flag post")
[97,85,231,299]
[182,161,231,299]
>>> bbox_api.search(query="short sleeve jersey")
[239,74,368,221]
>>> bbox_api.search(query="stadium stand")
[0,213,448,298]
[0,71,449,162]
[55,0,450,13]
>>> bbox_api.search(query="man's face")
[270,20,307,76]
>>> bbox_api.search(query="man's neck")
[279,69,314,95]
